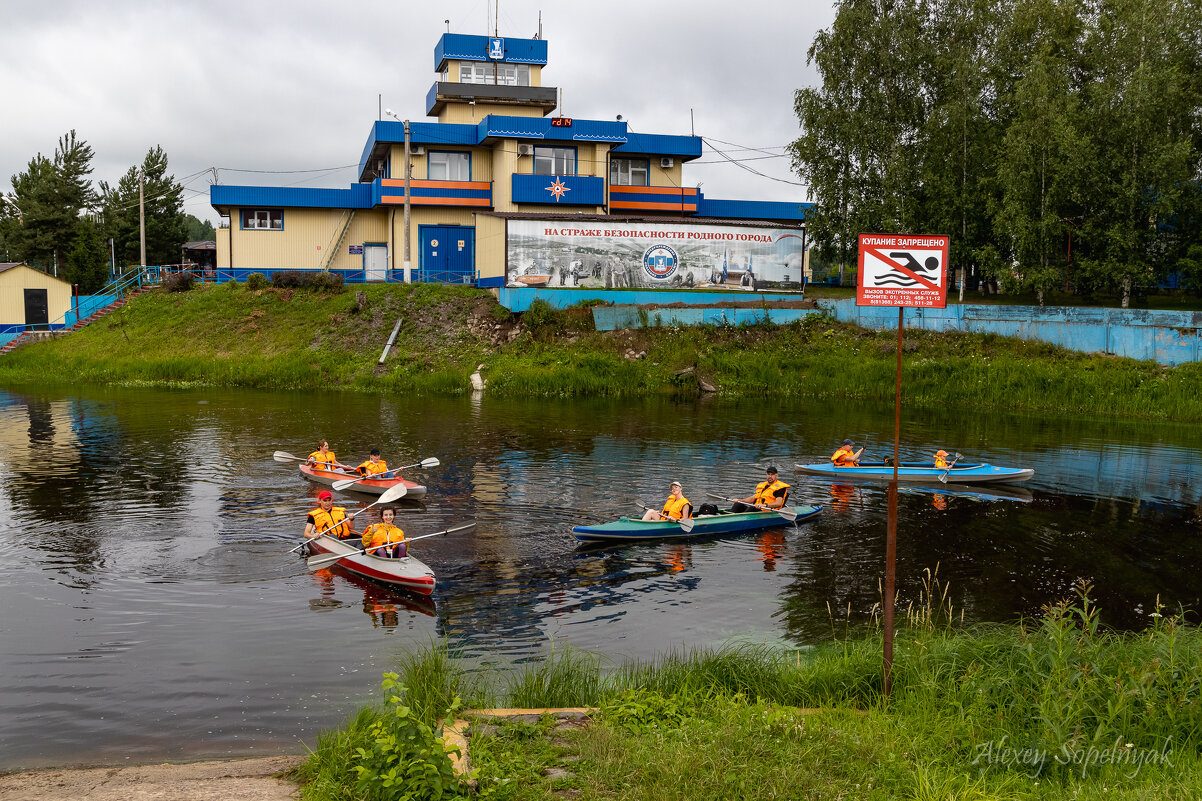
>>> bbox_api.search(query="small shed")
[0,263,73,331]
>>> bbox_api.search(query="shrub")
[353,672,465,800]
[161,272,194,293]
[270,270,305,289]
[245,272,268,290]
[522,298,569,339]
[268,270,345,292]
[310,271,345,292]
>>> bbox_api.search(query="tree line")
[792,0,1202,305]
[0,131,212,293]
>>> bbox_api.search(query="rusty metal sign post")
[856,233,949,698]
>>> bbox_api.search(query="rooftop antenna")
[495,0,500,36]
[538,10,542,39]
[445,19,450,32]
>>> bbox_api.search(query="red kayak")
[299,463,428,499]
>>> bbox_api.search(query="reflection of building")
[210,26,808,287]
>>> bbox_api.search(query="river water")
[0,385,1199,771]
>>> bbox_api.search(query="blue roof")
[477,115,628,143]
[434,34,548,72]
[614,132,703,160]
[211,184,374,210]
[696,197,812,222]
[358,121,480,179]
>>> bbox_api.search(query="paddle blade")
[421,457,441,469]
[778,508,798,522]
[678,517,696,533]
[377,483,409,503]
[331,478,361,490]
[273,451,299,462]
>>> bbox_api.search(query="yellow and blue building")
[210,32,809,288]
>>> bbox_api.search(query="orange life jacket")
[935,455,949,469]
[309,450,339,470]
[661,494,692,520]
[754,479,790,506]
[358,459,389,476]
[362,523,406,550]
[831,446,858,466]
[309,506,352,539]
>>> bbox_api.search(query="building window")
[428,151,471,181]
[610,158,649,186]
[241,209,282,230]
[533,146,575,176]
[459,62,529,86]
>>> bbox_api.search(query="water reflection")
[1,384,1201,771]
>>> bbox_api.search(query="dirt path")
[0,756,305,801]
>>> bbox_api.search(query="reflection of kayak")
[335,570,437,617]
[901,482,1035,503]
[795,462,1033,484]
[300,464,427,499]
[305,535,436,595]
[572,506,821,543]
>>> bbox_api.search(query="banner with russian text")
[506,219,806,290]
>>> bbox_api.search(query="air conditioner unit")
[660,157,675,168]
[517,144,534,156]
[410,146,425,156]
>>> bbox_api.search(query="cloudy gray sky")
[0,0,836,224]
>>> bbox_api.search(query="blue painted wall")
[498,289,1202,365]
[824,300,1202,366]
[497,287,805,312]
[594,305,811,329]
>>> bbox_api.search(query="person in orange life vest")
[304,491,356,540]
[361,506,407,558]
[307,440,346,473]
[830,439,864,466]
[642,481,692,521]
[732,466,791,512]
[357,449,391,478]
[934,450,950,469]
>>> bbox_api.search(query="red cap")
[318,491,333,500]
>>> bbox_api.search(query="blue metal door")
[419,225,475,284]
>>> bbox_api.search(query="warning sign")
[856,234,949,308]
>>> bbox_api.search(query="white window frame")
[533,146,576,176]
[610,158,650,187]
[428,151,471,181]
[242,209,283,230]
[459,62,530,86]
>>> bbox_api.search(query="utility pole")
[403,120,412,283]
[139,170,147,268]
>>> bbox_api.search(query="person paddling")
[361,506,408,558]
[934,449,950,469]
[830,439,863,466]
[357,449,391,478]
[307,440,345,472]
[642,481,692,521]
[732,466,790,512]
[304,491,356,540]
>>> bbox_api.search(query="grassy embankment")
[295,583,1201,800]
[2,281,1201,421]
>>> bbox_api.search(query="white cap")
[669,480,682,488]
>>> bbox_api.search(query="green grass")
[296,583,1202,800]
[4,281,1202,421]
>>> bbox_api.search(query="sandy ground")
[0,756,305,801]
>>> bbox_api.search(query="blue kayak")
[795,461,1033,484]
[572,505,822,543]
